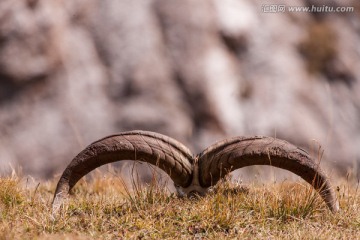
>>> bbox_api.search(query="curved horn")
[52,130,194,210]
[198,136,339,212]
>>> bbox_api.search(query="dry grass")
[0,172,359,240]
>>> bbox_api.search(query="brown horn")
[52,130,194,211]
[198,136,339,213]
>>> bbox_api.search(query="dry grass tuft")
[0,173,359,239]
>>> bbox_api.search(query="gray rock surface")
[0,0,359,182]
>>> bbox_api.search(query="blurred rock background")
[0,0,359,183]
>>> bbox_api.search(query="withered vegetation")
[0,171,359,239]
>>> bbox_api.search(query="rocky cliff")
[0,0,359,181]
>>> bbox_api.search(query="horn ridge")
[198,136,339,212]
[52,130,193,210]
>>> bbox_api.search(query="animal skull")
[52,130,339,213]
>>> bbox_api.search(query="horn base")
[175,159,209,197]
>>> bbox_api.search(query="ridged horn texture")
[53,131,339,213]
[198,136,339,213]
[52,130,193,209]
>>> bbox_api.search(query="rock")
[0,0,359,182]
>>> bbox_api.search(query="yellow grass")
[0,172,359,239]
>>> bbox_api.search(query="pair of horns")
[52,130,339,213]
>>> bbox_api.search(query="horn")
[197,136,339,212]
[52,130,194,211]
